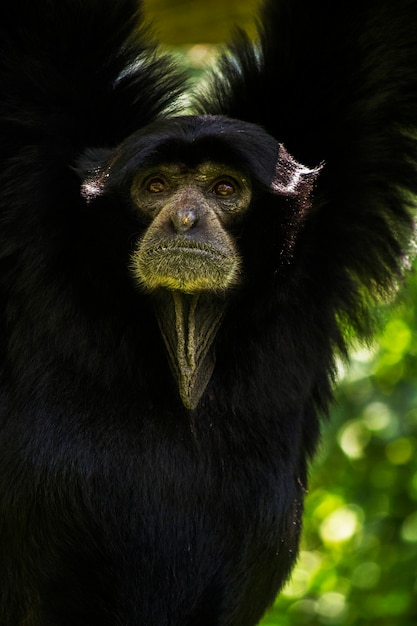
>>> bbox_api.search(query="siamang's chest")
[11,399,304,543]
[1,396,304,622]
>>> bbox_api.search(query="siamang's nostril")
[171,207,199,233]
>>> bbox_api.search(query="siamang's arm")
[0,0,185,163]
[196,0,417,340]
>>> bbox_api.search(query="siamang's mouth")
[144,240,230,262]
[132,237,240,296]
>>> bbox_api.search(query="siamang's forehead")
[129,114,280,172]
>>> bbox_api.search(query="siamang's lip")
[145,241,229,261]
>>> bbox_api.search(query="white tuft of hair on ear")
[271,144,323,197]
[80,167,110,202]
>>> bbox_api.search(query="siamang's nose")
[171,207,199,233]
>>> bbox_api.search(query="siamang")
[0,0,416,624]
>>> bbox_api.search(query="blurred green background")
[144,2,417,624]
[265,274,417,626]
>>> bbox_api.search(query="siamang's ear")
[77,147,115,202]
[269,146,323,263]
[271,144,323,200]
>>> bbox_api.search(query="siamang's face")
[130,159,252,294]
[80,115,320,409]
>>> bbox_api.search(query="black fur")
[0,1,416,625]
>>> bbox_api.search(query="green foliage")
[261,268,417,626]
[143,0,259,44]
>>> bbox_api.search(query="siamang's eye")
[213,180,236,196]
[146,177,166,193]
